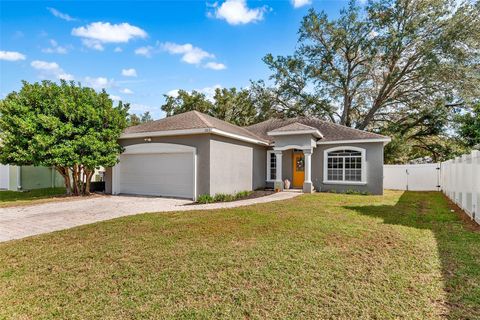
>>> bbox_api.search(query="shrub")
[213,193,235,202]
[197,194,214,204]
[235,190,252,199]
[197,190,253,204]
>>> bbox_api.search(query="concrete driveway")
[0,192,300,242]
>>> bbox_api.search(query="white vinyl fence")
[384,163,440,191]
[384,150,480,224]
[440,150,480,224]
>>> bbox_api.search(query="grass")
[0,187,66,206]
[0,191,479,319]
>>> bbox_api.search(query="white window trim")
[323,146,367,185]
[266,150,277,182]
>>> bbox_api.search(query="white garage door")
[114,143,196,199]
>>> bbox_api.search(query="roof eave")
[267,129,323,138]
[120,128,270,146]
[316,137,391,145]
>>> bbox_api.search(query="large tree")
[0,80,129,195]
[455,102,480,149]
[257,0,479,161]
[161,87,261,126]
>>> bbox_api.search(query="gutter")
[120,128,270,146]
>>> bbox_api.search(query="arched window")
[323,147,366,184]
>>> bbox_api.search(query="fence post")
[472,150,479,223]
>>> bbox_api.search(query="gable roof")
[122,111,269,145]
[245,117,389,143]
[268,122,323,138]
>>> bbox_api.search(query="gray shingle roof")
[245,117,389,143]
[123,111,389,144]
[269,122,318,133]
[124,111,268,142]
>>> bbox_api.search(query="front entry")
[292,152,305,188]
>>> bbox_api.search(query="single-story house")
[104,111,390,200]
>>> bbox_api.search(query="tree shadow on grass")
[344,191,480,320]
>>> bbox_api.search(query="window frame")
[266,150,277,182]
[323,146,367,185]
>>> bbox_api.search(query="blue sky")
[1,0,347,119]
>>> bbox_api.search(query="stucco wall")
[272,142,384,195]
[104,134,211,196]
[209,135,267,195]
[312,142,384,195]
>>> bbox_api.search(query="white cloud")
[72,22,147,50]
[134,46,154,57]
[161,42,213,64]
[81,38,105,51]
[30,60,74,80]
[204,62,227,70]
[110,95,122,101]
[120,88,134,94]
[166,89,180,98]
[47,7,77,21]
[84,76,113,89]
[292,0,311,8]
[197,84,222,101]
[121,68,137,77]
[0,50,26,61]
[213,0,266,25]
[114,47,123,52]
[42,39,69,54]
[129,103,152,114]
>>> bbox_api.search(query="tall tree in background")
[161,88,261,126]
[259,0,479,160]
[127,111,154,126]
[455,103,480,149]
[0,81,129,195]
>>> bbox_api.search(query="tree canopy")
[161,87,262,126]
[0,80,129,195]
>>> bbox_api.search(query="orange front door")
[292,153,305,188]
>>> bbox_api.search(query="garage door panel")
[118,152,194,199]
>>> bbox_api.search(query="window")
[323,147,366,184]
[267,150,277,181]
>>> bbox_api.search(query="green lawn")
[0,191,479,319]
[0,187,66,206]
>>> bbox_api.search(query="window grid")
[269,152,276,181]
[327,150,362,182]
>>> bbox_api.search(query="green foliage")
[260,0,479,161]
[213,193,236,202]
[128,111,154,127]
[197,194,214,204]
[0,80,129,195]
[345,189,370,196]
[196,191,253,204]
[455,103,480,149]
[161,88,262,126]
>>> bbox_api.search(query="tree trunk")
[83,170,94,195]
[55,166,72,195]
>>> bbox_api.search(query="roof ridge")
[192,110,213,128]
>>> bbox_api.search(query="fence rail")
[440,150,480,224]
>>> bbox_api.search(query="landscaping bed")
[195,190,275,204]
